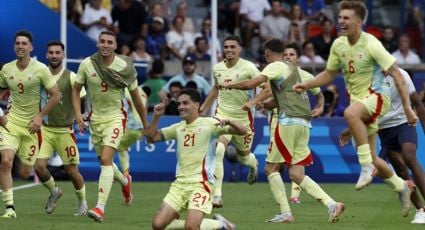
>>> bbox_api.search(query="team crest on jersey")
[358,53,364,60]
[91,73,97,77]
[110,140,115,144]
[341,53,346,58]
[9,76,13,80]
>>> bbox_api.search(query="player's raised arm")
[293,69,338,93]
[145,103,166,143]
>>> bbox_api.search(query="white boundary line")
[0,182,41,192]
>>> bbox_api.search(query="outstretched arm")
[214,117,247,135]
[242,84,272,111]
[311,92,325,118]
[225,75,267,90]
[293,69,338,93]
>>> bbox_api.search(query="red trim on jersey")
[37,130,42,148]
[248,111,254,132]
[269,110,274,126]
[368,88,383,123]
[200,158,211,193]
[121,100,127,134]
[70,132,77,143]
[274,126,313,166]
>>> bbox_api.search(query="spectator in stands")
[111,0,148,47]
[130,36,152,63]
[143,59,167,108]
[195,17,222,60]
[300,41,325,64]
[67,0,83,28]
[218,0,240,35]
[288,4,307,46]
[310,18,335,60]
[166,16,195,60]
[146,16,167,59]
[159,56,211,104]
[174,1,195,34]
[186,37,211,61]
[147,3,169,34]
[380,26,398,54]
[297,0,326,23]
[81,0,112,41]
[238,0,271,51]
[392,35,421,64]
[406,0,425,58]
[323,83,344,117]
[119,43,131,56]
[165,81,183,115]
[260,0,291,42]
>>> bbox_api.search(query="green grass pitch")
[1,181,423,229]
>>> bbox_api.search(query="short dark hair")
[15,30,33,43]
[150,59,164,75]
[47,40,65,51]
[179,88,201,103]
[223,35,242,46]
[264,38,284,53]
[195,36,206,46]
[99,30,117,40]
[169,81,183,89]
[185,81,198,89]
[339,0,367,21]
[284,43,302,58]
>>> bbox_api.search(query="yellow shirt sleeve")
[368,36,396,71]
[261,62,291,81]
[326,39,341,71]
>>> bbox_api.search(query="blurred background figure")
[392,35,421,64]
[322,84,344,117]
[380,26,398,54]
[81,0,112,41]
[300,41,325,64]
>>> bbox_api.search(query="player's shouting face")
[97,33,117,58]
[14,36,32,59]
[223,40,241,61]
[338,9,361,37]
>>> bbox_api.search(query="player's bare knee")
[151,218,166,230]
[0,157,13,171]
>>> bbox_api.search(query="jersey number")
[111,128,120,139]
[17,83,24,94]
[348,60,356,73]
[65,146,77,158]
[192,192,207,205]
[184,133,195,147]
[243,134,253,145]
[101,81,108,92]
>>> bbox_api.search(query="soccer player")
[293,0,416,216]
[200,35,259,208]
[225,38,345,223]
[0,30,60,218]
[34,41,87,216]
[146,89,242,230]
[339,68,425,223]
[116,87,148,175]
[72,30,148,222]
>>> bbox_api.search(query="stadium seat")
[365,26,382,39]
[307,24,323,38]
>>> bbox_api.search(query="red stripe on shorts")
[274,126,292,164]
[248,111,254,132]
[200,158,211,194]
[368,88,383,123]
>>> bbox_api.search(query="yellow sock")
[112,163,127,186]
[42,176,56,193]
[268,172,291,213]
[357,144,372,166]
[75,185,86,203]
[1,190,13,206]
[291,181,301,198]
[98,165,114,207]
[214,142,226,197]
[118,150,130,174]
[299,176,334,206]
[384,173,404,192]
[200,218,222,229]
[237,153,257,170]
[165,219,221,230]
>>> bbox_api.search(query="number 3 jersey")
[0,59,56,126]
[161,117,230,184]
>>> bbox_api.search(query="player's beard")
[49,60,62,70]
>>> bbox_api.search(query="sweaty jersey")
[161,117,229,184]
[379,69,416,129]
[213,58,259,121]
[0,59,56,126]
[124,87,147,130]
[327,32,394,102]
[261,62,321,128]
[76,56,138,123]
